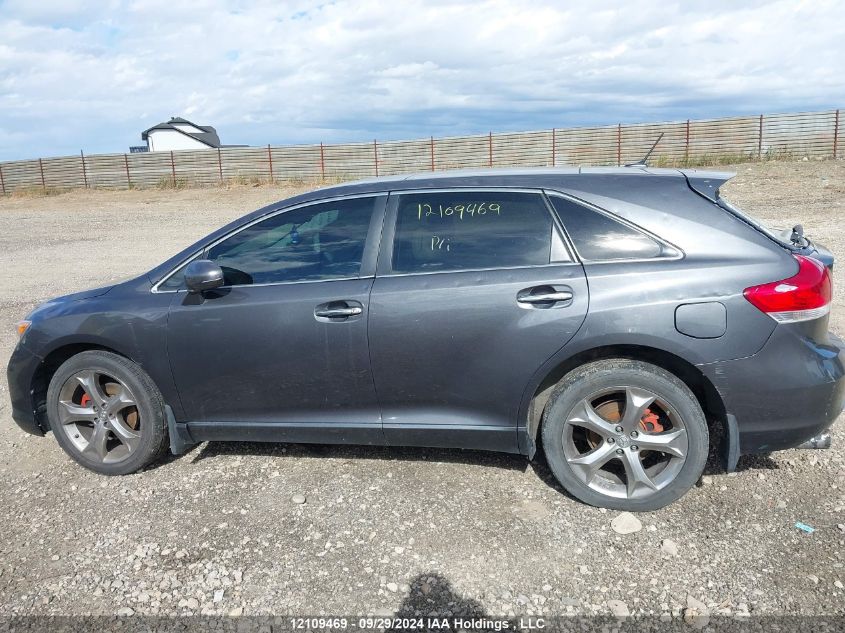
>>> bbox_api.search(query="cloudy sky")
[1,0,843,161]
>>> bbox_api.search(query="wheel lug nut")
[615,448,624,455]
[607,437,615,444]
[631,445,639,451]
[631,431,639,438]
[615,426,623,433]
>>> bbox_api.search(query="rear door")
[368,189,589,452]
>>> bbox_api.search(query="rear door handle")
[315,301,364,320]
[516,286,574,307]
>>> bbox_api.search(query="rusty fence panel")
[431,134,490,171]
[762,110,838,158]
[322,141,379,180]
[0,108,841,194]
[377,138,432,176]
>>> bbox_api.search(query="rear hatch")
[681,169,835,271]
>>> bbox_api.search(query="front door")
[368,189,589,452]
[166,194,386,444]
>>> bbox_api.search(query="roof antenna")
[625,132,664,167]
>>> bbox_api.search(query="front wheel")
[46,350,169,475]
[541,359,708,511]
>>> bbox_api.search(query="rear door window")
[548,194,663,261]
[391,191,554,273]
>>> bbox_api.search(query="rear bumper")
[6,344,45,436]
[700,327,844,455]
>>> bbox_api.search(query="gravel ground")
[0,161,843,624]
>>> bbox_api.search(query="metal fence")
[0,109,841,195]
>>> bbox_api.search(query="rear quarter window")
[548,194,663,261]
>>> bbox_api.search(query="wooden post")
[616,124,622,166]
[551,128,556,167]
[0,163,5,195]
[758,114,764,159]
[430,136,435,171]
[684,119,690,164]
[38,158,46,191]
[123,154,131,188]
[217,148,223,182]
[373,139,379,177]
[319,142,326,180]
[488,131,493,167]
[170,150,176,181]
[834,109,840,159]
[80,150,88,188]
[267,144,274,182]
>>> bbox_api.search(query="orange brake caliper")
[639,408,664,433]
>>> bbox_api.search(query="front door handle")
[315,300,364,320]
[517,291,574,304]
[316,306,363,318]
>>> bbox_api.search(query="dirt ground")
[0,160,843,623]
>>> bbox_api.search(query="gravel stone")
[660,538,679,557]
[610,512,642,534]
[607,599,629,617]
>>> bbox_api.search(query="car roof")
[283,166,735,205]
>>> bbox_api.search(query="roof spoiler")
[680,169,735,201]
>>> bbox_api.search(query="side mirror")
[184,260,224,293]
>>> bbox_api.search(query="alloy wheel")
[562,386,689,500]
[56,369,142,464]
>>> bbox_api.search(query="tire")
[46,350,169,475]
[541,359,708,511]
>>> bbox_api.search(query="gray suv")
[7,167,844,510]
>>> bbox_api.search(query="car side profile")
[7,167,844,510]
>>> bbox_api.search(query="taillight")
[743,255,832,323]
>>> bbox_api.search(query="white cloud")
[0,0,843,159]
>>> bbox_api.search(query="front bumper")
[700,327,845,455]
[6,344,45,436]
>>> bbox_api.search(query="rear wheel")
[541,359,708,511]
[46,351,169,475]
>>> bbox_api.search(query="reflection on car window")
[392,191,552,273]
[158,260,194,291]
[548,195,662,260]
[204,196,378,286]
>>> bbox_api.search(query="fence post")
[834,109,840,159]
[80,150,88,188]
[758,114,764,159]
[684,120,690,164]
[551,128,556,167]
[170,150,176,181]
[430,136,435,171]
[373,139,379,177]
[616,124,622,166]
[38,158,46,191]
[217,148,223,183]
[0,163,5,195]
[267,144,274,182]
[488,131,493,167]
[319,142,326,180]
[123,154,131,188]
